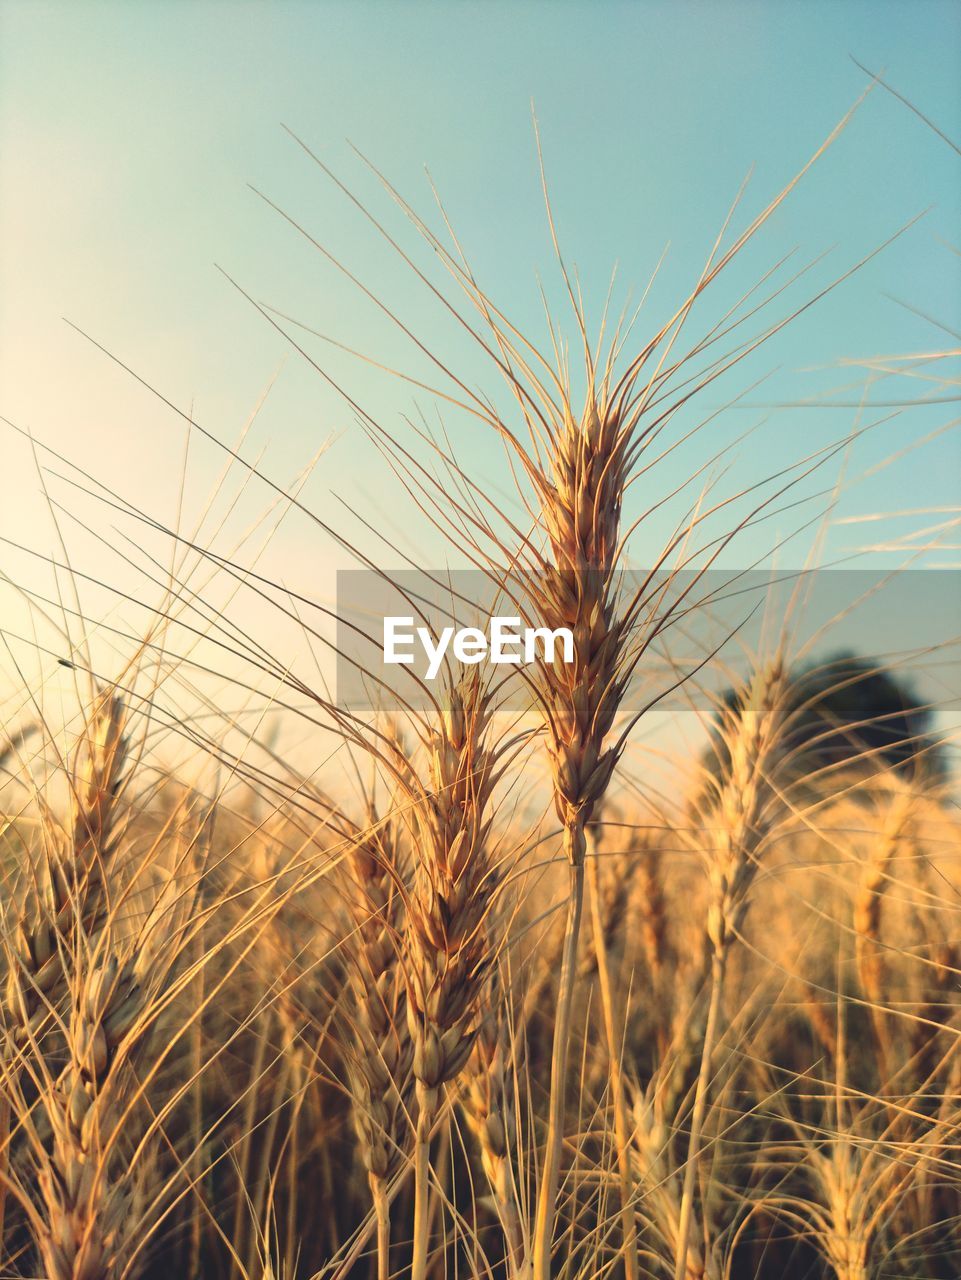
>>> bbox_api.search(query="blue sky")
[1,0,959,719]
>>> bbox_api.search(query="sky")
[1,0,959,741]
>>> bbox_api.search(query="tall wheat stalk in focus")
[265,105,871,1278]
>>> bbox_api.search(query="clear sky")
[1,1,959,731]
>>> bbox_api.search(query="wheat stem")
[674,950,725,1280]
[370,1172,391,1280]
[532,843,584,1280]
[411,1086,434,1280]
[586,831,639,1280]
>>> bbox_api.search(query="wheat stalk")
[402,668,500,1280]
[0,687,204,1280]
[0,691,130,1263]
[585,816,640,1279]
[630,1084,719,1280]
[675,659,789,1280]
[522,375,635,1280]
[460,976,527,1277]
[340,806,413,1280]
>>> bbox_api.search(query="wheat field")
[1,27,960,1280]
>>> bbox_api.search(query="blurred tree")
[705,652,945,785]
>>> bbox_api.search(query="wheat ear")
[404,669,499,1280]
[341,808,412,1280]
[4,691,128,1043]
